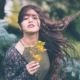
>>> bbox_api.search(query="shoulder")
[5,44,18,60]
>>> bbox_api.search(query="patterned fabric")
[4,45,38,80]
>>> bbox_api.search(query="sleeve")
[4,47,37,80]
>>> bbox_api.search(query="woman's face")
[20,9,40,34]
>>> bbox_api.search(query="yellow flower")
[35,41,47,52]
[29,41,47,62]
[32,54,42,62]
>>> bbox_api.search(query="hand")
[26,61,40,75]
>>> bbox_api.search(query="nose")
[29,17,33,23]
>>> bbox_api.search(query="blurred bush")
[0,19,17,56]
[0,19,17,79]
[4,2,21,29]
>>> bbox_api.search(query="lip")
[28,24,35,28]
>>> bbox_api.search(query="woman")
[4,5,79,80]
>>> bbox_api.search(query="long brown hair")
[18,5,78,80]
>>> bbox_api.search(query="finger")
[30,64,40,71]
[30,62,39,68]
[29,65,40,75]
[29,68,38,75]
[27,63,40,73]
[26,61,39,74]
[28,61,38,65]
[27,65,39,75]
[27,61,37,68]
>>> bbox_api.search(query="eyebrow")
[23,14,38,17]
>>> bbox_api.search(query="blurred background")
[0,0,80,80]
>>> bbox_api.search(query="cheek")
[36,20,40,28]
[21,21,28,27]
[20,22,27,30]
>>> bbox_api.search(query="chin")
[27,31,39,34]
[29,30,39,32]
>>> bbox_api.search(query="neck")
[21,32,39,47]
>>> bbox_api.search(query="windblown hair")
[18,5,79,80]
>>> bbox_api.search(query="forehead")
[25,9,38,16]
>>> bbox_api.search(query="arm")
[4,47,37,80]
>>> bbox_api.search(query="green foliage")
[5,2,21,29]
[0,19,17,56]
[8,13,19,28]
[74,17,80,34]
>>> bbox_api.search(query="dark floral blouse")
[4,45,38,80]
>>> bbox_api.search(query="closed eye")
[23,18,28,20]
[33,17,38,20]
